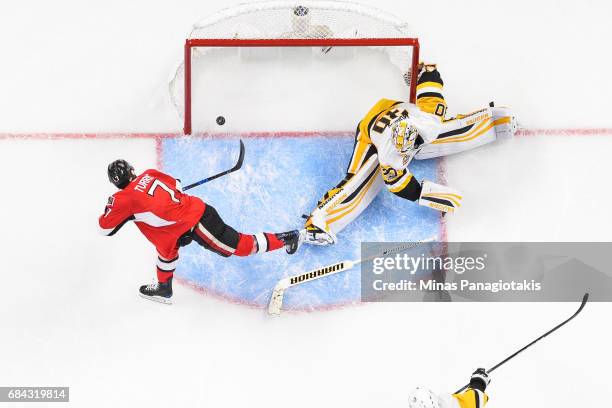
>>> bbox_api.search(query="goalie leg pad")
[491,106,517,140]
[306,153,383,237]
[415,106,516,160]
[326,158,383,234]
[418,180,462,213]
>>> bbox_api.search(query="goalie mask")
[392,117,421,154]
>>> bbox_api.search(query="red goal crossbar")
[183,37,420,135]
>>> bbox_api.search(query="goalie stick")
[268,236,437,315]
[454,292,589,394]
[183,139,245,191]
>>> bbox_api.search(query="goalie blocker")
[418,181,462,213]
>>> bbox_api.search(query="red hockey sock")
[263,233,284,251]
[157,268,174,283]
[234,234,255,256]
[234,233,284,256]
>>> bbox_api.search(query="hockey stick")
[183,139,245,191]
[454,292,589,394]
[268,235,437,315]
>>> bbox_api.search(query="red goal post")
[182,37,419,135]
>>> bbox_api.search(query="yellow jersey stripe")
[358,98,400,144]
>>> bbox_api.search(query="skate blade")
[303,238,334,246]
[139,293,173,305]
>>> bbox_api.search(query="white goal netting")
[169,0,418,134]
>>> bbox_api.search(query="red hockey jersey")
[98,169,205,259]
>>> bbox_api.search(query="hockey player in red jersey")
[99,160,301,304]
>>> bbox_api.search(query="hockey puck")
[216,116,226,126]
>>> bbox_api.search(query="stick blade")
[574,292,589,316]
[581,292,589,305]
[268,281,288,316]
[236,139,245,169]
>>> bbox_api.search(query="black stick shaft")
[183,140,245,191]
[454,293,589,394]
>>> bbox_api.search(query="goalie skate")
[304,224,336,246]
[276,229,304,254]
[303,211,337,246]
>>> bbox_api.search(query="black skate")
[139,278,173,304]
[276,230,303,255]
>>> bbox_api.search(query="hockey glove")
[469,368,491,392]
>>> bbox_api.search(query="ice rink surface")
[1,0,612,407]
[162,136,440,309]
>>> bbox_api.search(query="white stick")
[268,236,437,315]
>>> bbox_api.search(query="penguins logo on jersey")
[392,115,419,154]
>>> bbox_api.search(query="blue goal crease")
[162,136,441,310]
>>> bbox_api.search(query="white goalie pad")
[313,154,383,235]
[418,180,462,213]
[491,106,518,140]
[415,106,517,160]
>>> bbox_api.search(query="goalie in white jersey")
[304,63,517,245]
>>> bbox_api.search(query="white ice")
[1,1,611,407]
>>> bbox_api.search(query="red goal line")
[1,128,612,140]
[516,128,612,137]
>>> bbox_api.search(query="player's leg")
[192,204,300,256]
[155,254,177,284]
[415,106,517,160]
[138,251,177,304]
[304,142,383,245]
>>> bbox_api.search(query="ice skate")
[139,278,173,305]
[276,230,304,255]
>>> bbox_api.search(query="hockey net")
[169,1,419,135]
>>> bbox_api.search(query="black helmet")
[107,159,135,189]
